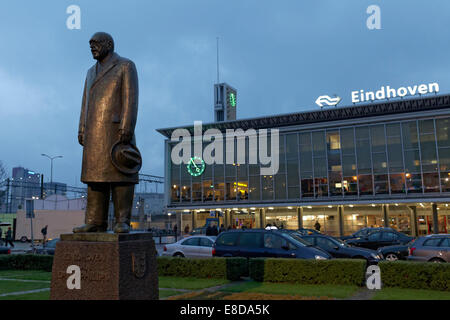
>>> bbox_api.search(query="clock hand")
[190,158,199,169]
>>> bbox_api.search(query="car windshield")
[328,237,346,247]
[355,229,369,237]
[280,233,308,247]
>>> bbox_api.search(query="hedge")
[249,258,367,286]
[0,254,53,272]
[379,261,450,291]
[157,256,248,281]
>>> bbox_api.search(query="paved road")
[2,241,31,254]
[4,241,169,256]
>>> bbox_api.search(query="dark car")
[0,246,11,254]
[213,229,331,260]
[377,243,412,261]
[300,234,381,264]
[345,229,413,250]
[340,227,395,241]
[26,238,59,255]
[408,234,450,263]
[296,228,321,236]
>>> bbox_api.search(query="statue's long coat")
[78,52,139,183]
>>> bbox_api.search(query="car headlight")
[315,255,327,260]
[371,253,380,259]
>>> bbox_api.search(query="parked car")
[345,229,413,250]
[407,234,450,263]
[377,243,412,261]
[0,246,11,254]
[296,228,322,236]
[212,229,331,260]
[340,227,395,241]
[161,235,216,258]
[190,227,206,235]
[26,238,59,255]
[300,234,381,264]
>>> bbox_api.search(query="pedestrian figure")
[5,227,14,248]
[184,224,190,235]
[219,224,225,233]
[314,220,321,231]
[206,225,213,236]
[41,225,48,247]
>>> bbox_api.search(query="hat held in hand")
[111,141,142,175]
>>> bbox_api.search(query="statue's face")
[89,37,111,60]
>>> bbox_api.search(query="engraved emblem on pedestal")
[131,252,146,278]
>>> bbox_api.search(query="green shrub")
[157,257,247,280]
[379,261,450,291]
[0,254,54,272]
[249,258,366,286]
[226,257,248,280]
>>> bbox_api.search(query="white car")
[162,236,217,258]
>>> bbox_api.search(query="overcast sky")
[1,0,450,186]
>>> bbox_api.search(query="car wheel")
[429,258,444,263]
[385,253,399,261]
[173,252,184,258]
[20,236,28,243]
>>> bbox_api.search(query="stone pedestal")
[50,232,158,300]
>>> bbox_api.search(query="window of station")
[355,127,373,196]
[341,128,357,196]
[171,164,180,202]
[327,131,342,196]
[265,207,298,230]
[286,134,300,199]
[343,205,384,235]
[300,132,314,198]
[302,207,338,236]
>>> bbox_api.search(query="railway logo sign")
[315,95,342,108]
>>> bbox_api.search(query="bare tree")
[0,160,7,181]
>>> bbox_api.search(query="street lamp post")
[168,213,172,230]
[41,154,63,183]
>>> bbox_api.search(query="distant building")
[10,167,41,212]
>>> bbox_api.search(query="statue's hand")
[78,133,84,146]
[119,130,132,144]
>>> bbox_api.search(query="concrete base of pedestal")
[50,232,158,300]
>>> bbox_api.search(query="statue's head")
[89,32,114,60]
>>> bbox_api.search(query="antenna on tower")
[216,36,220,84]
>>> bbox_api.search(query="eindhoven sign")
[351,82,440,103]
[317,82,440,108]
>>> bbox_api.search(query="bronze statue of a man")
[74,32,141,234]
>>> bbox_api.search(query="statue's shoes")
[73,224,107,233]
[113,223,130,233]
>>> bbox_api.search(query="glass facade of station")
[169,116,450,203]
[160,99,450,236]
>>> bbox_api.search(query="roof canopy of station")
[156,94,450,138]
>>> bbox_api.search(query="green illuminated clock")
[187,156,205,176]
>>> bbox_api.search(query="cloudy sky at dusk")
[1,0,450,187]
